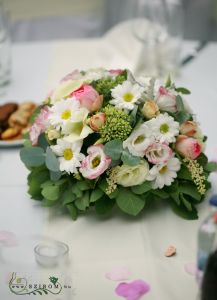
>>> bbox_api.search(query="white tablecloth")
[1,26,217,300]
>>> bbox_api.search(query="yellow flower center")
[63,148,73,160]
[134,135,145,144]
[61,110,71,120]
[123,92,134,102]
[92,156,101,168]
[159,165,168,174]
[160,123,169,134]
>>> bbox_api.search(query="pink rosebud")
[155,86,177,113]
[80,144,111,180]
[109,69,124,76]
[89,112,106,131]
[176,135,202,160]
[29,106,50,146]
[115,280,150,300]
[180,121,198,137]
[145,143,173,164]
[72,85,103,112]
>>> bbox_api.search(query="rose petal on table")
[0,231,18,246]
[184,262,197,276]
[115,280,150,300]
[164,245,176,257]
[105,267,132,281]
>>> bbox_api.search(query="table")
[1,29,217,300]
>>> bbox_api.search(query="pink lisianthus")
[109,69,123,76]
[80,144,111,180]
[155,86,177,113]
[89,112,106,131]
[72,85,103,112]
[29,106,50,145]
[60,69,82,83]
[145,142,173,164]
[176,135,202,160]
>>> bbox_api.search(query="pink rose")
[176,135,202,160]
[80,144,111,180]
[89,112,106,131]
[109,69,124,76]
[180,121,198,137]
[145,143,173,164]
[29,106,50,146]
[155,86,177,113]
[72,85,103,112]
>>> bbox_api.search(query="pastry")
[1,127,21,140]
[0,103,18,129]
[8,101,36,128]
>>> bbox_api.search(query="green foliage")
[131,181,152,195]
[28,166,50,200]
[45,147,60,172]
[90,188,104,203]
[121,149,140,166]
[116,188,145,216]
[175,87,191,95]
[176,95,185,112]
[41,185,60,201]
[66,203,78,220]
[95,195,115,215]
[74,191,90,211]
[205,162,217,172]
[20,147,45,167]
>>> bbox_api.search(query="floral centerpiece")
[20,68,217,220]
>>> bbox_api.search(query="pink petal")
[115,280,150,300]
[184,262,197,276]
[0,231,18,247]
[105,267,132,281]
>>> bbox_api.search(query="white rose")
[115,160,149,187]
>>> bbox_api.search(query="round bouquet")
[20,68,217,220]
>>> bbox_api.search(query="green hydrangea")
[100,105,132,142]
[93,72,127,103]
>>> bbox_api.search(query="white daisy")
[110,81,144,110]
[48,97,81,130]
[148,157,181,189]
[50,139,85,174]
[147,113,179,144]
[123,123,154,157]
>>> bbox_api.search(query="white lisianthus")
[82,68,109,82]
[115,160,150,187]
[148,157,181,189]
[47,128,60,141]
[50,139,84,174]
[147,113,179,144]
[155,86,177,113]
[110,81,144,110]
[51,79,83,103]
[123,123,154,157]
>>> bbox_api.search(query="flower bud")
[89,112,106,131]
[47,129,60,141]
[176,135,202,160]
[180,121,198,137]
[142,101,159,119]
[73,85,103,112]
[155,86,177,113]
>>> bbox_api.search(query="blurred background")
[2,0,217,42]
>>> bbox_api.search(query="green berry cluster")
[100,105,132,142]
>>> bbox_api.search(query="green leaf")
[197,153,208,167]
[38,134,49,151]
[42,185,60,201]
[27,167,50,200]
[104,140,123,160]
[165,74,172,88]
[176,95,184,112]
[151,189,169,199]
[62,189,76,205]
[121,149,140,166]
[90,188,104,203]
[177,165,192,180]
[76,180,90,191]
[205,162,217,172]
[95,195,115,215]
[129,105,138,126]
[74,191,89,211]
[179,183,201,201]
[170,192,180,205]
[180,194,192,211]
[131,181,152,195]
[40,180,53,188]
[169,199,198,220]
[116,188,145,216]
[98,179,108,193]
[66,203,78,220]
[45,147,60,172]
[175,87,191,95]
[107,188,119,199]
[20,147,45,167]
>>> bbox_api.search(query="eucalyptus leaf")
[131,181,152,195]
[104,140,123,160]
[45,147,60,172]
[42,185,60,201]
[176,95,184,112]
[20,147,45,167]
[38,134,49,151]
[50,170,62,181]
[121,149,140,166]
[116,188,145,216]
[176,111,192,123]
